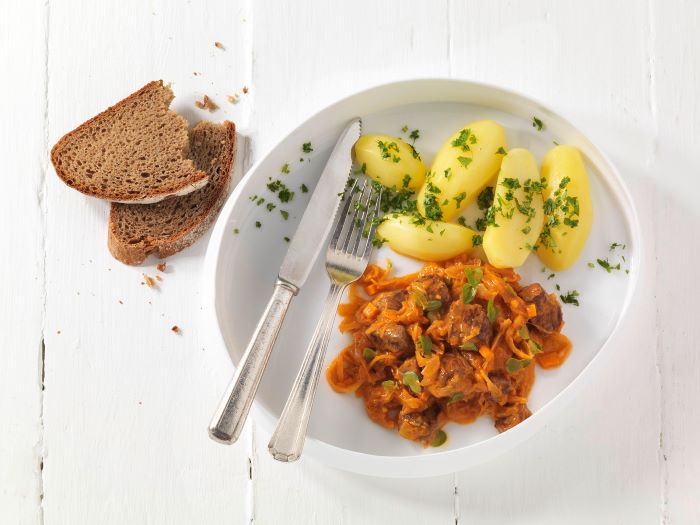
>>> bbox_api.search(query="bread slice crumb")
[143,274,156,288]
[227,94,239,104]
[171,325,181,334]
[242,86,249,94]
[195,95,218,111]
[214,41,224,49]
[156,262,166,272]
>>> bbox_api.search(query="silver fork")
[267,178,382,462]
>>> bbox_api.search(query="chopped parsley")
[409,129,420,143]
[506,357,531,374]
[448,392,464,404]
[477,187,495,210]
[596,257,621,273]
[457,156,472,168]
[496,147,507,155]
[487,298,498,322]
[401,125,408,133]
[461,283,477,304]
[419,335,433,357]
[278,188,294,203]
[539,176,579,251]
[457,217,467,227]
[465,267,483,287]
[430,429,447,447]
[266,202,276,212]
[233,228,239,234]
[587,262,595,268]
[267,179,295,203]
[402,174,412,189]
[402,371,422,394]
[425,300,442,312]
[460,342,477,352]
[454,192,467,208]
[451,127,477,151]
[284,236,290,242]
[300,183,309,193]
[610,242,626,251]
[532,116,544,131]
[302,142,313,153]
[423,184,443,221]
[560,290,580,306]
[280,163,290,174]
[255,221,261,228]
[377,140,401,163]
[280,210,289,220]
[363,347,376,363]
[472,234,483,246]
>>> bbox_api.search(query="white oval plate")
[202,79,640,478]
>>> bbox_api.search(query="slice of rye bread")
[51,80,209,203]
[108,120,236,265]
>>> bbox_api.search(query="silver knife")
[209,118,362,444]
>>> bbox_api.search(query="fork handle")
[268,282,345,461]
[209,279,297,445]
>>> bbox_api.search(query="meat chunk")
[371,290,407,311]
[446,302,493,349]
[414,275,451,305]
[398,408,439,442]
[485,371,514,405]
[494,404,532,433]
[369,323,413,354]
[518,283,562,333]
[431,352,475,397]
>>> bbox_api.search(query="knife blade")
[209,117,362,445]
[279,118,361,288]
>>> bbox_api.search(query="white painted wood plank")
[449,1,661,522]
[651,1,700,522]
[43,1,252,523]
[0,1,47,523]
[248,1,458,523]
[250,0,452,154]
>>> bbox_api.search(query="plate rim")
[202,77,642,478]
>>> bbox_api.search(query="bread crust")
[51,80,208,203]
[107,121,236,265]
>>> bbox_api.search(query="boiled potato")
[536,145,593,271]
[417,120,506,222]
[377,214,476,261]
[353,134,426,191]
[483,148,544,268]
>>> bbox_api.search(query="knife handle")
[209,279,297,444]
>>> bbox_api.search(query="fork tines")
[329,178,382,259]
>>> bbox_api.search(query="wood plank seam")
[36,0,52,522]
[645,0,667,521]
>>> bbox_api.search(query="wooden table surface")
[2,0,698,523]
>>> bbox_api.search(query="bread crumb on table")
[171,325,181,334]
[156,262,166,272]
[195,95,218,111]
[227,94,239,104]
[242,86,249,94]
[214,41,224,49]
[143,274,156,288]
